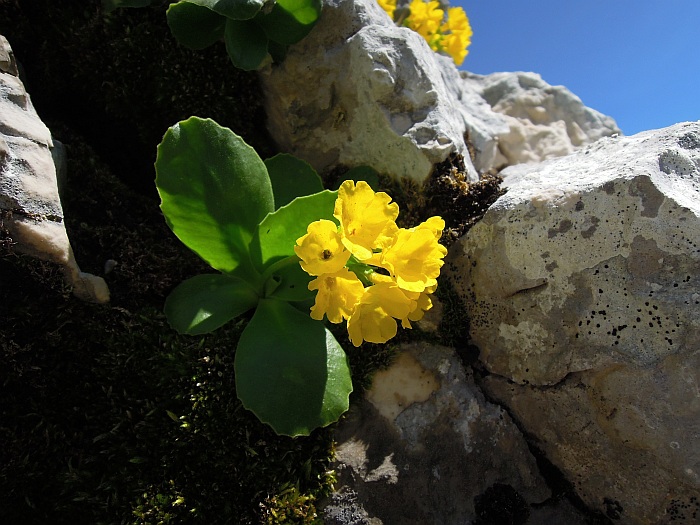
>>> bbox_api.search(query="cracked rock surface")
[462,71,621,169]
[446,121,700,524]
[323,342,556,524]
[0,34,108,303]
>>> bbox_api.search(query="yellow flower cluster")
[376,0,472,66]
[295,181,447,347]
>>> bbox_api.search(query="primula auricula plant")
[377,0,472,66]
[103,0,322,71]
[155,117,446,436]
[295,181,447,346]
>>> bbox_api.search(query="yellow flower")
[443,6,471,32]
[401,285,435,328]
[441,7,472,66]
[404,0,444,41]
[308,268,365,324]
[346,280,416,346]
[377,0,396,19]
[297,182,447,346]
[412,215,444,238]
[378,217,447,293]
[373,273,434,329]
[385,0,472,66]
[294,219,351,276]
[334,180,399,261]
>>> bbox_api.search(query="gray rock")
[323,342,550,524]
[322,487,375,525]
[260,0,497,182]
[0,34,109,303]
[462,71,621,169]
[260,0,619,185]
[446,121,700,524]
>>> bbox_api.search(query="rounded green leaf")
[250,190,337,269]
[178,0,264,20]
[264,262,314,302]
[256,0,322,46]
[166,2,226,50]
[235,299,352,436]
[155,117,274,275]
[267,39,289,63]
[265,154,323,209]
[165,274,259,335]
[224,18,269,71]
[334,166,380,190]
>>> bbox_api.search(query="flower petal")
[379,224,447,293]
[346,281,415,346]
[308,268,365,323]
[295,219,350,276]
[334,180,399,260]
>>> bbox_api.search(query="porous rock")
[446,121,700,524]
[0,34,109,303]
[323,342,550,524]
[462,71,621,169]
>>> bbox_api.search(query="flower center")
[321,249,333,260]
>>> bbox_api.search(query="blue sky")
[453,1,700,136]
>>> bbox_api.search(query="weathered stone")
[462,71,621,169]
[323,487,376,525]
[446,121,700,523]
[260,0,498,183]
[323,342,550,524]
[260,0,619,185]
[0,34,109,303]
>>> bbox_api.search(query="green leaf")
[267,39,289,63]
[155,117,274,276]
[256,0,322,45]
[164,274,259,335]
[178,0,264,20]
[235,299,352,436]
[166,2,226,50]
[334,165,380,190]
[265,261,314,302]
[224,18,269,71]
[265,154,323,209]
[102,0,152,13]
[251,190,337,270]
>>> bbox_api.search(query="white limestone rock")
[0,34,109,303]
[260,0,504,183]
[462,71,621,169]
[260,0,620,184]
[446,121,700,524]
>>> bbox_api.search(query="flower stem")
[345,256,375,286]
